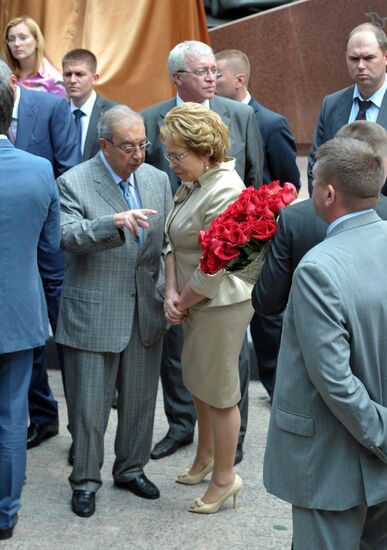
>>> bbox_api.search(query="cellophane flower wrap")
[199,181,297,284]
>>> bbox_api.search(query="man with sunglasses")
[55,105,172,517]
[142,40,263,464]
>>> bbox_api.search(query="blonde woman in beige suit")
[161,103,253,514]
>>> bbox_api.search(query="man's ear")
[171,72,182,88]
[325,183,336,207]
[99,137,108,154]
[235,73,245,90]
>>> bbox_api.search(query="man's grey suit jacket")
[55,155,172,352]
[252,196,387,315]
[307,85,387,193]
[82,94,116,161]
[142,95,264,194]
[264,210,387,511]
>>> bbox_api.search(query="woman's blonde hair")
[3,16,45,77]
[160,102,230,163]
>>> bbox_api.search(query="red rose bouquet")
[199,181,297,284]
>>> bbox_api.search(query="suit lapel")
[15,88,36,150]
[333,87,354,133]
[135,166,155,247]
[156,99,176,132]
[210,96,230,127]
[93,156,128,212]
[376,89,387,129]
[83,95,101,160]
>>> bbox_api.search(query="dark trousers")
[250,312,282,397]
[28,248,64,425]
[160,324,249,444]
[0,349,33,528]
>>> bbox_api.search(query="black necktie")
[355,99,372,121]
[73,109,85,159]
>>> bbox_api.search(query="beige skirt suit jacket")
[165,159,253,408]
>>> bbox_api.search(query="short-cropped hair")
[160,102,230,164]
[62,49,97,73]
[315,137,384,204]
[0,74,14,133]
[215,49,250,84]
[336,121,387,161]
[167,41,214,77]
[98,105,143,141]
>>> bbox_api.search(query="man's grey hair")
[314,137,385,203]
[167,41,214,77]
[98,105,143,141]
[0,73,14,133]
[0,58,12,78]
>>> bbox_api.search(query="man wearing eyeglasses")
[142,40,263,464]
[55,105,172,517]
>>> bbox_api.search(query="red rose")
[244,216,277,240]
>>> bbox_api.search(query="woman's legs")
[188,395,214,474]
[188,396,240,505]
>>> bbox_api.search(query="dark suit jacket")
[252,196,387,315]
[16,86,79,177]
[82,94,116,161]
[0,139,60,354]
[142,95,263,194]
[248,96,300,189]
[307,85,387,194]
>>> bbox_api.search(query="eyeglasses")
[177,67,217,78]
[105,138,150,154]
[164,151,189,163]
[6,34,31,44]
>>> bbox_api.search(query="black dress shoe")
[151,435,193,460]
[71,490,96,517]
[0,514,18,540]
[234,443,244,466]
[114,474,160,499]
[68,443,75,466]
[27,421,59,449]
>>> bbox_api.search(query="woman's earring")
[204,160,209,171]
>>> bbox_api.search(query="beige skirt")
[181,300,253,408]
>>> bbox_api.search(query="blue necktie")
[119,179,143,245]
[73,109,84,160]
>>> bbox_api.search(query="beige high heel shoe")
[188,474,243,514]
[176,459,214,485]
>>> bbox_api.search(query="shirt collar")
[327,209,373,234]
[12,85,21,119]
[70,90,97,116]
[99,151,135,186]
[176,93,210,108]
[353,74,387,108]
[241,91,251,105]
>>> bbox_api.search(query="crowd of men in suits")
[1,20,387,547]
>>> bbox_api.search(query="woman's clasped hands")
[164,289,187,325]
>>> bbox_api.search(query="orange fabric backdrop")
[0,0,209,110]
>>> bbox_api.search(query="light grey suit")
[264,210,387,548]
[56,154,172,490]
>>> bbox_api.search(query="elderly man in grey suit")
[56,106,172,517]
[264,136,387,548]
[142,40,263,463]
[308,22,387,195]
[62,49,116,162]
